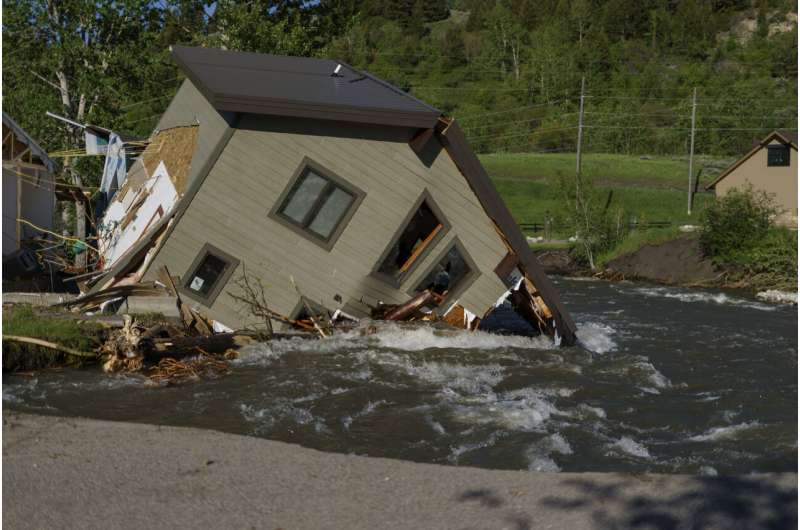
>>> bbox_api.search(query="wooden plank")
[398,223,443,274]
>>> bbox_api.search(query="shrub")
[700,186,780,263]
[701,186,797,290]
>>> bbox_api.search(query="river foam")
[689,421,761,442]
[632,286,777,312]
[575,321,618,354]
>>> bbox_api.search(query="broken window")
[414,241,476,304]
[375,196,446,284]
[273,160,364,248]
[182,243,240,305]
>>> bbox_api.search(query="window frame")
[269,157,365,251]
[767,144,791,167]
[179,242,240,306]
[406,238,480,312]
[370,189,450,288]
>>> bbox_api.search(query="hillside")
[2,0,797,186]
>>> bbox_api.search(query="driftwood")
[3,335,98,359]
[148,356,231,385]
[139,332,258,362]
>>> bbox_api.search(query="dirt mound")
[534,249,585,276]
[604,236,719,285]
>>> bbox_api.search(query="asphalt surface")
[3,412,796,530]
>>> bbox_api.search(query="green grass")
[529,241,572,250]
[480,152,734,188]
[492,178,713,237]
[3,305,106,371]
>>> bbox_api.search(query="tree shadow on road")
[539,475,797,530]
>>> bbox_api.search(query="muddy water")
[4,278,797,474]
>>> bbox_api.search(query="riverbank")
[3,412,795,530]
[533,236,797,300]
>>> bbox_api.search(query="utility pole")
[687,87,697,215]
[576,76,586,178]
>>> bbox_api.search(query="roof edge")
[2,112,57,172]
[434,118,577,344]
[169,45,441,129]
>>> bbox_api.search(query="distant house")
[706,130,798,227]
[2,113,57,257]
[90,46,576,344]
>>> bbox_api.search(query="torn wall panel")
[99,161,178,269]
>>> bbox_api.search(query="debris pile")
[147,354,231,385]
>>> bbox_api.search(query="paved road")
[3,412,796,530]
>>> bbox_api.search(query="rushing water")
[4,278,797,475]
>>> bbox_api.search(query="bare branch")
[31,71,62,92]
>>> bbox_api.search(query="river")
[4,278,797,475]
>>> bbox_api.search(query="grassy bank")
[3,305,106,371]
[595,228,686,268]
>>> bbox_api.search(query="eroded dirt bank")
[535,237,721,286]
[3,412,796,530]
[603,236,720,285]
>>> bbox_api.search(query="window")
[767,145,790,167]
[271,158,364,250]
[373,192,448,285]
[412,240,478,307]
[181,243,240,305]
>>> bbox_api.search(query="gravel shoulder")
[3,412,796,530]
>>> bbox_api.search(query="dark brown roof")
[776,129,798,146]
[171,46,441,129]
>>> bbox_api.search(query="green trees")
[2,0,796,162]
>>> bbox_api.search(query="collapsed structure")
[82,46,576,344]
[2,114,57,259]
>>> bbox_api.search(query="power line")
[457,99,575,120]
[468,125,578,142]
[586,124,798,131]
[461,113,580,131]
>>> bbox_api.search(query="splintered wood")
[147,354,231,385]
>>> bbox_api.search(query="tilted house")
[2,113,57,258]
[94,46,577,344]
[706,130,798,228]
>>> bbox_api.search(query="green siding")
[155,79,231,187]
[146,114,510,328]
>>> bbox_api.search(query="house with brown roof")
[88,46,576,344]
[706,130,798,228]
